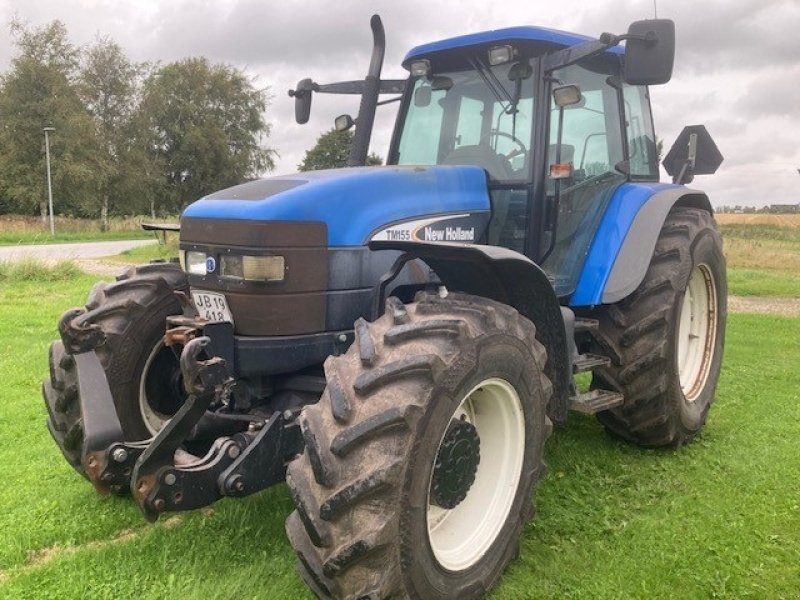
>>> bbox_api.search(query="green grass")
[0,229,152,245]
[0,259,83,283]
[0,215,172,246]
[719,223,800,244]
[1,275,799,598]
[728,267,800,297]
[718,221,800,297]
[106,236,179,264]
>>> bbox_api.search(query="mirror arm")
[290,79,405,97]
[544,28,663,74]
[544,38,617,73]
[673,132,698,184]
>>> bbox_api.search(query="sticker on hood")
[370,213,488,243]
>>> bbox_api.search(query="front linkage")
[58,315,302,522]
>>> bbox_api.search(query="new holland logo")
[205,256,216,273]
[422,226,475,242]
[371,214,478,243]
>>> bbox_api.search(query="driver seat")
[441,145,513,181]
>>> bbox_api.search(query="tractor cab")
[388,27,663,296]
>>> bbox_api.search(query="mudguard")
[570,183,713,307]
[370,240,571,424]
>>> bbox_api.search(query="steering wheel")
[481,129,528,162]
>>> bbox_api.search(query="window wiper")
[467,57,514,111]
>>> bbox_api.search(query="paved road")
[0,239,156,262]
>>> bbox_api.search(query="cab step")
[572,353,611,374]
[569,390,624,414]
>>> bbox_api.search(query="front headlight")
[221,255,285,282]
[185,251,208,275]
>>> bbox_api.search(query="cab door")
[539,58,626,297]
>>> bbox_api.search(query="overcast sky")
[1,0,798,207]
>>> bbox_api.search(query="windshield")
[396,61,535,182]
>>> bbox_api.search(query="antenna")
[653,0,658,17]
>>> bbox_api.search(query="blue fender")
[570,182,713,307]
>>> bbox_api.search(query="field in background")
[0,216,165,245]
[0,267,798,598]
[716,213,800,297]
[3,213,800,299]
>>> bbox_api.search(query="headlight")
[221,255,285,282]
[185,251,209,275]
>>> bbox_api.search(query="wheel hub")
[430,419,481,509]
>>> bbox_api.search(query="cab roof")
[402,26,624,68]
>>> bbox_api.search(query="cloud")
[1,0,798,206]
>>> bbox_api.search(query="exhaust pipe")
[348,15,385,167]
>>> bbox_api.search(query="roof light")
[334,114,354,132]
[488,45,514,66]
[409,59,431,77]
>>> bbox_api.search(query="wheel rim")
[677,263,718,401]
[139,341,186,435]
[427,378,525,571]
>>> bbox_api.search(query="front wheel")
[591,207,727,447]
[43,263,189,474]
[285,292,552,599]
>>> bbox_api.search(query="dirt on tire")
[590,207,727,447]
[284,291,552,599]
[43,263,188,476]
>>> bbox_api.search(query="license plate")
[191,290,234,325]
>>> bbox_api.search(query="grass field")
[717,213,800,298]
[0,216,160,246]
[1,266,799,599]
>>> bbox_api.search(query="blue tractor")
[45,15,725,600]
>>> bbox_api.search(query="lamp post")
[43,126,56,235]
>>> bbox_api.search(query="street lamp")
[43,126,55,235]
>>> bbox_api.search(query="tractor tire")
[591,207,727,447]
[285,291,552,600]
[43,263,188,475]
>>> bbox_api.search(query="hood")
[181,165,491,247]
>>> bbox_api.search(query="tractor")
[44,15,725,600]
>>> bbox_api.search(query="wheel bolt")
[112,448,128,463]
[164,473,177,486]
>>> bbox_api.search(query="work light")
[488,45,514,65]
[409,59,431,77]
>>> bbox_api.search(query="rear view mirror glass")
[414,86,432,107]
[624,19,675,85]
[553,85,582,108]
[292,78,314,124]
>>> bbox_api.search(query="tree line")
[0,20,276,228]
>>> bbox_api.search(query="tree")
[0,20,103,220]
[298,128,382,171]
[78,36,151,228]
[140,58,276,212]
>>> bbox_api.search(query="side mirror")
[553,85,582,108]
[289,78,315,124]
[414,86,432,107]
[623,19,675,85]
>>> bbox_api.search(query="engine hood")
[181,165,490,246]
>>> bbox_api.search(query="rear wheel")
[591,207,727,447]
[285,292,552,599]
[43,263,188,474]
